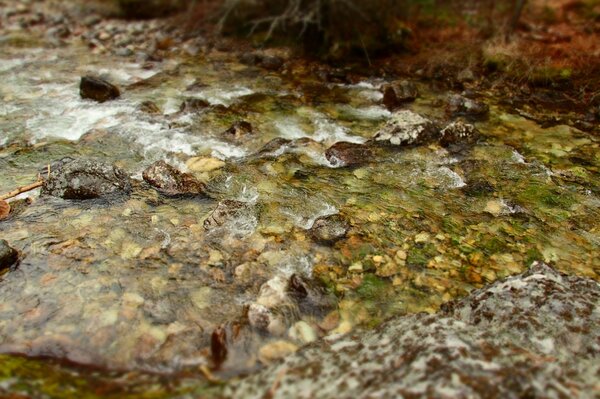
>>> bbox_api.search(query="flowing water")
[0,16,599,398]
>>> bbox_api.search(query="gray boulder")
[228,263,600,398]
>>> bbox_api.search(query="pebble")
[186,157,225,173]
[258,341,298,365]
[288,321,317,344]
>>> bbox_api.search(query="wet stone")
[138,100,161,114]
[287,274,336,316]
[239,52,284,71]
[223,121,253,140]
[42,158,131,200]
[179,98,210,113]
[257,138,292,157]
[325,142,372,167]
[309,214,349,244]
[229,263,600,398]
[0,240,18,271]
[203,200,250,230]
[79,76,120,103]
[142,160,207,196]
[440,120,480,148]
[373,110,439,146]
[382,80,419,109]
[447,94,489,118]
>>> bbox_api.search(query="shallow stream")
[0,16,598,398]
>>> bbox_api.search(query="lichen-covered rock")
[382,80,418,109]
[228,263,600,399]
[79,76,120,103]
[447,94,489,118]
[42,159,131,200]
[309,214,349,244]
[325,142,372,167]
[440,120,480,147]
[0,240,18,271]
[373,110,439,146]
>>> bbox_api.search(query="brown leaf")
[0,200,10,220]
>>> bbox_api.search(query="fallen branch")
[0,180,44,201]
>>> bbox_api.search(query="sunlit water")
[0,29,598,398]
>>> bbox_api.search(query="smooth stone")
[142,160,207,196]
[0,240,18,271]
[80,76,120,102]
[325,142,372,167]
[309,214,350,244]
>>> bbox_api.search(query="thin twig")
[0,180,44,201]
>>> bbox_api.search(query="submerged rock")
[382,80,419,109]
[440,120,480,147]
[79,76,120,103]
[373,110,439,146]
[142,161,207,196]
[179,98,210,113]
[257,138,292,157]
[203,200,251,230]
[287,274,336,315]
[42,159,131,200]
[447,94,489,118]
[229,263,600,398]
[224,121,253,140]
[325,142,372,167]
[138,100,161,114]
[0,240,18,271]
[309,214,349,244]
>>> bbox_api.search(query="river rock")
[203,200,251,230]
[309,214,349,244]
[382,80,418,109]
[224,121,253,140]
[228,262,600,398]
[447,94,489,118]
[440,120,480,147]
[80,76,120,103]
[138,100,161,114]
[42,159,131,200]
[179,98,210,113]
[0,240,18,271]
[142,161,207,196]
[239,52,284,71]
[287,274,336,315]
[325,142,372,167]
[373,110,439,146]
